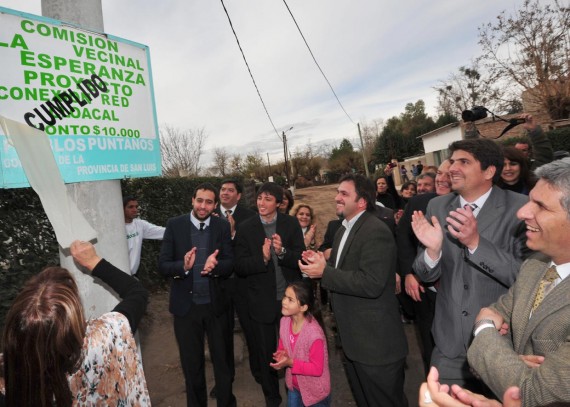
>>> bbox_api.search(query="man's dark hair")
[256,182,283,203]
[449,138,504,184]
[122,195,137,208]
[193,182,219,203]
[339,174,376,211]
[221,178,243,194]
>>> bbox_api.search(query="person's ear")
[484,165,496,181]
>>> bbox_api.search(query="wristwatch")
[277,247,287,259]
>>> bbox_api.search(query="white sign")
[0,7,161,188]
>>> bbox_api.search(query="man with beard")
[300,174,408,407]
[159,183,236,407]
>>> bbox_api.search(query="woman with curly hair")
[291,202,319,250]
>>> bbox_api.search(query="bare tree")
[159,125,207,177]
[359,118,384,166]
[477,0,570,119]
[229,154,244,176]
[211,147,230,177]
[243,152,266,180]
[434,63,509,115]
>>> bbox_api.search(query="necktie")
[225,210,232,218]
[199,222,205,231]
[532,266,560,311]
[464,203,478,211]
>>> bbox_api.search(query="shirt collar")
[341,210,366,231]
[551,261,570,282]
[459,187,493,217]
[190,212,211,229]
[260,212,278,225]
[221,204,238,216]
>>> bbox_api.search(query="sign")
[0,7,161,188]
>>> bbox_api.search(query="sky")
[0,0,559,168]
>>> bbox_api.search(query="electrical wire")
[281,0,356,125]
[219,0,283,141]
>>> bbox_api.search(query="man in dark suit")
[214,179,258,393]
[158,183,236,407]
[412,139,531,390]
[397,160,451,375]
[234,182,304,407]
[300,174,408,407]
[467,158,570,406]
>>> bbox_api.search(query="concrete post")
[43,0,130,318]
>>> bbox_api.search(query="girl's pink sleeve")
[276,338,285,352]
[291,339,324,376]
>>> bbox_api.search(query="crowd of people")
[1,113,570,407]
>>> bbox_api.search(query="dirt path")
[138,184,424,406]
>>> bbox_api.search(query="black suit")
[158,214,235,407]
[374,205,395,235]
[234,212,304,406]
[322,211,408,407]
[215,204,259,383]
[396,192,438,374]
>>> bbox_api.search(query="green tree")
[373,100,436,164]
[328,139,362,175]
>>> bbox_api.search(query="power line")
[281,0,356,125]
[219,0,283,141]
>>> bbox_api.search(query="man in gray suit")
[300,174,408,407]
[467,158,570,406]
[412,138,531,390]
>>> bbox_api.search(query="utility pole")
[43,0,129,318]
[266,152,271,179]
[358,123,370,177]
[282,127,293,187]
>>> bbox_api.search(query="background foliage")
[0,176,254,335]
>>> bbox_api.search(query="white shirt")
[125,218,165,275]
[335,210,366,268]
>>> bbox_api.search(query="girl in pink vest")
[270,280,331,406]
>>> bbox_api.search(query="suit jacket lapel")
[335,211,369,268]
[183,215,194,251]
[520,268,570,350]
[329,225,345,266]
[513,261,547,351]
[476,187,505,234]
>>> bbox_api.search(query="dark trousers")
[414,288,437,375]
[225,277,260,382]
[251,300,282,407]
[344,355,408,407]
[173,304,236,407]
